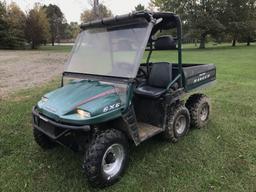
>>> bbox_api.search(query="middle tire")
[164,103,190,143]
[185,94,211,129]
[83,129,129,187]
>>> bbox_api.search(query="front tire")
[83,129,128,187]
[33,128,56,150]
[186,94,211,129]
[164,103,190,143]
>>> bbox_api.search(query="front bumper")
[32,106,91,140]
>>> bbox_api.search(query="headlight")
[77,109,91,118]
[41,96,48,103]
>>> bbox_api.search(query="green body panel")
[37,80,127,125]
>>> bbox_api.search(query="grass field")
[0,44,256,192]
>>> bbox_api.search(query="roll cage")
[62,11,183,88]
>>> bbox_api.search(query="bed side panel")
[182,64,216,92]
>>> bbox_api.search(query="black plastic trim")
[63,72,133,84]
[33,124,69,140]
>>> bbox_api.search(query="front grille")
[33,113,66,138]
[39,119,56,136]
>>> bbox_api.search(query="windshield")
[65,21,153,78]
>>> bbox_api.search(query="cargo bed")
[172,64,216,92]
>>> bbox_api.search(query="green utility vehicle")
[32,11,216,187]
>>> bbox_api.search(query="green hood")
[37,80,123,123]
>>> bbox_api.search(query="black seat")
[135,62,172,98]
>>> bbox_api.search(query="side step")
[137,122,163,142]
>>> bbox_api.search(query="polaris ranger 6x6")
[32,11,216,187]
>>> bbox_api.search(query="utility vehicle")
[32,11,216,187]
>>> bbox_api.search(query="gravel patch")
[0,50,69,98]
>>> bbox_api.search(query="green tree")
[0,2,26,49]
[134,4,146,11]
[25,4,50,49]
[60,22,80,40]
[190,0,225,48]
[239,0,256,46]
[6,2,26,48]
[0,1,9,48]
[223,0,248,46]
[43,4,64,46]
[81,4,112,23]
[150,0,188,16]
[150,0,225,48]
[68,22,80,39]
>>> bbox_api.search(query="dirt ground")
[0,50,69,98]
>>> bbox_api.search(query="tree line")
[1,1,255,49]
[80,0,256,48]
[0,1,113,50]
[149,0,256,48]
[0,2,80,49]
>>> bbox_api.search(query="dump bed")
[173,64,216,92]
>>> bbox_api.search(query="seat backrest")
[154,36,176,50]
[148,62,172,88]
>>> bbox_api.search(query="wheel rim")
[200,104,209,122]
[175,115,187,135]
[102,143,124,180]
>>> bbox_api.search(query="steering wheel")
[134,68,147,87]
[136,67,147,78]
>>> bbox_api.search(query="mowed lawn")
[0,44,256,192]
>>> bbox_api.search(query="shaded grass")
[38,45,73,52]
[0,45,256,191]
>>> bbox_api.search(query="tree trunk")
[199,34,206,49]
[51,37,55,46]
[247,36,250,46]
[232,35,237,47]
[31,41,35,49]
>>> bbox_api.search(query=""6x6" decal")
[103,103,121,113]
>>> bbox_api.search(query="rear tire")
[164,103,190,143]
[186,94,211,129]
[33,128,56,149]
[83,129,128,187]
